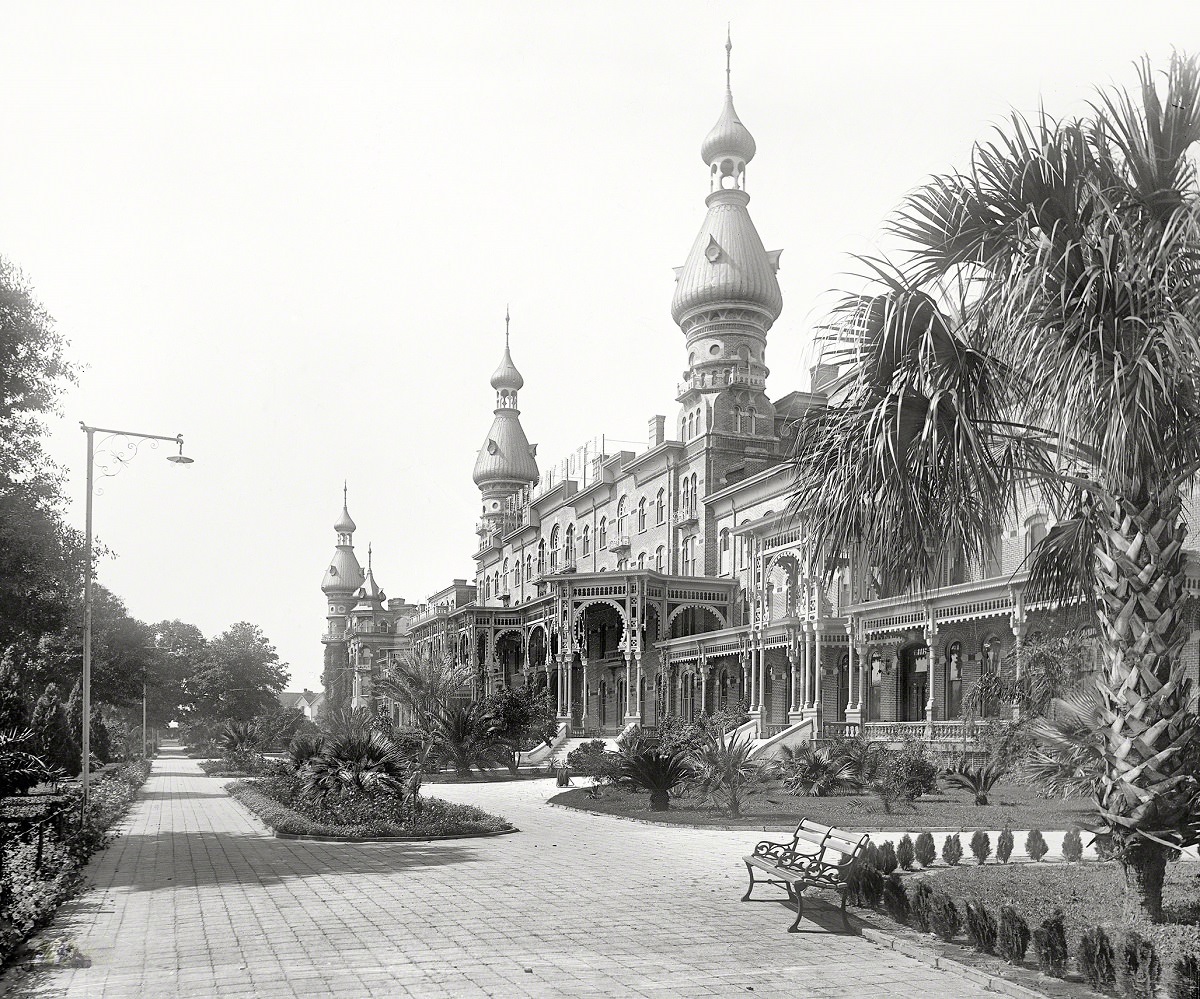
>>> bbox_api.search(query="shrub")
[929,892,961,942]
[882,873,910,923]
[1171,953,1200,999]
[997,826,1014,864]
[942,833,963,866]
[566,740,610,773]
[862,841,881,871]
[1062,828,1083,862]
[1025,828,1048,862]
[965,901,998,954]
[1122,930,1161,999]
[910,882,935,933]
[970,830,991,865]
[1033,910,1069,978]
[877,840,898,874]
[943,758,1006,805]
[998,906,1030,965]
[914,831,936,867]
[1078,927,1117,991]
[859,867,884,909]
[776,743,859,797]
[618,749,694,811]
[688,730,762,818]
[873,738,940,810]
[897,834,916,871]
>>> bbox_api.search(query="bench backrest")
[793,819,869,867]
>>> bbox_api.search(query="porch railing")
[861,720,984,742]
[821,721,861,739]
[761,723,791,738]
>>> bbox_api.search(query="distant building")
[278,689,326,723]
[320,41,1200,750]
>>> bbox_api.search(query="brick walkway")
[2,750,995,998]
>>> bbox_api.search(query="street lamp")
[80,422,192,808]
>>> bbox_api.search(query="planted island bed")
[227,779,514,840]
[551,780,1094,831]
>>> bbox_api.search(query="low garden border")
[226,781,517,842]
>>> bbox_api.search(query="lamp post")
[81,422,192,809]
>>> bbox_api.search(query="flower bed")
[550,780,1093,831]
[1,760,152,968]
[227,777,513,840]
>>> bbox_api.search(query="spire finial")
[505,305,510,349]
[343,480,348,507]
[367,542,373,572]
[725,25,732,93]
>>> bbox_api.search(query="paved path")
[2,750,995,999]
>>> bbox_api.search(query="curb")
[859,926,1047,999]
[271,826,519,843]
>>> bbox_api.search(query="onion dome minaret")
[472,310,539,523]
[322,483,366,608]
[671,32,782,422]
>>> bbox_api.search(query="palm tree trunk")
[649,789,670,811]
[1093,489,1194,923]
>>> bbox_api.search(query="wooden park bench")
[741,819,869,932]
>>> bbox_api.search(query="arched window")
[502,558,509,589]
[695,408,702,435]
[616,496,628,536]
[526,554,533,581]
[681,536,695,576]
[493,571,500,595]
[484,577,491,599]
[598,516,607,549]
[656,489,665,524]
[719,527,731,574]
[514,560,521,587]
[690,473,698,513]
[655,546,665,573]
[638,498,647,532]
[550,525,560,568]
[681,478,691,513]
[537,540,545,574]
[565,524,575,561]
[1025,513,1048,557]
[637,551,646,569]
[582,524,591,556]
[734,405,743,433]
[747,406,757,435]
[686,413,693,439]
[720,528,730,552]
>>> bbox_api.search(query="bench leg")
[741,862,755,902]
[786,884,804,933]
[840,890,851,931]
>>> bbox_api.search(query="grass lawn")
[551,779,1094,831]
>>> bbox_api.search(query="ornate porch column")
[1010,610,1027,723]
[844,621,858,726]
[634,654,643,720]
[700,665,708,716]
[813,625,823,723]
[923,620,937,739]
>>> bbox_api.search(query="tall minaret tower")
[671,32,782,435]
[321,484,365,708]
[472,311,539,524]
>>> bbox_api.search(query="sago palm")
[618,749,695,811]
[430,702,512,776]
[791,53,1200,921]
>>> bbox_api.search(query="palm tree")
[618,749,695,811]
[376,650,474,727]
[775,742,860,798]
[943,759,1007,806]
[302,727,410,799]
[430,702,513,777]
[791,54,1200,921]
[689,730,762,817]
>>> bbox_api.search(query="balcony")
[609,534,631,552]
[672,508,698,528]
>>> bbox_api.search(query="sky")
[1,0,1193,691]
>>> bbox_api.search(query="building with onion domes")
[321,36,1200,756]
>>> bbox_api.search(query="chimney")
[649,415,666,448]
